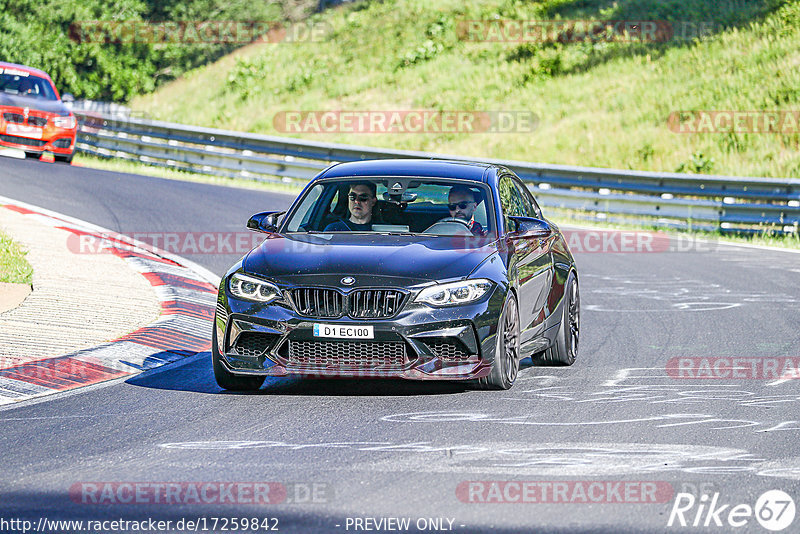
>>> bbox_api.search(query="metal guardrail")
[74,110,800,233]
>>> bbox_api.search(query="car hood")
[0,93,69,115]
[243,233,499,286]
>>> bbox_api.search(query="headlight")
[415,279,493,307]
[53,115,76,129]
[229,273,281,303]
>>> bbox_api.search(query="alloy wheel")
[503,300,520,384]
[567,280,580,360]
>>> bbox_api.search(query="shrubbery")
[0,0,299,101]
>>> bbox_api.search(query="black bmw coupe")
[214,159,579,390]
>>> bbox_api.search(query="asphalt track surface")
[1,157,799,533]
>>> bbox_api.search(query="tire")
[212,326,265,391]
[24,151,40,159]
[538,273,580,366]
[477,294,520,390]
[54,151,74,164]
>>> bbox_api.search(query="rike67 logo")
[668,490,795,531]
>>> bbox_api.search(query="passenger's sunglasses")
[448,201,474,210]
[348,193,372,202]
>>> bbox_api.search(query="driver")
[17,77,36,96]
[324,181,377,232]
[447,185,486,236]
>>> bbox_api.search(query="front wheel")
[477,294,520,390]
[54,151,74,164]
[212,326,265,391]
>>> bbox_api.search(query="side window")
[529,194,542,218]
[472,187,489,229]
[498,175,526,233]
[285,184,323,231]
[328,188,341,213]
[512,178,541,218]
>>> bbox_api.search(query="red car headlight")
[53,115,76,129]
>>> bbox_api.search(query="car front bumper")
[215,283,506,381]
[0,115,76,155]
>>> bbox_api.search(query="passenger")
[324,182,377,232]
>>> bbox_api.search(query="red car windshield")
[0,71,58,101]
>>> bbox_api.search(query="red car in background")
[0,62,77,163]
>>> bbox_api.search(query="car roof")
[0,62,52,80]
[317,159,497,183]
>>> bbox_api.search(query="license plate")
[313,324,374,339]
[5,124,43,139]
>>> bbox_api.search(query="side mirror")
[508,216,552,239]
[247,211,285,234]
[61,93,75,103]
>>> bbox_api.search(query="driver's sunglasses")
[448,201,474,210]
[348,193,371,202]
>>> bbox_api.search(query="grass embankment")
[0,230,33,284]
[133,0,800,178]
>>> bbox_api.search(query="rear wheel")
[477,294,520,390]
[537,273,579,366]
[212,326,265,391]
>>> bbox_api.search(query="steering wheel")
[436,217,472,228]
[423,217,473,236]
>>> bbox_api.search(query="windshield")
[0,71,58,101]
[283,177,495,237]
